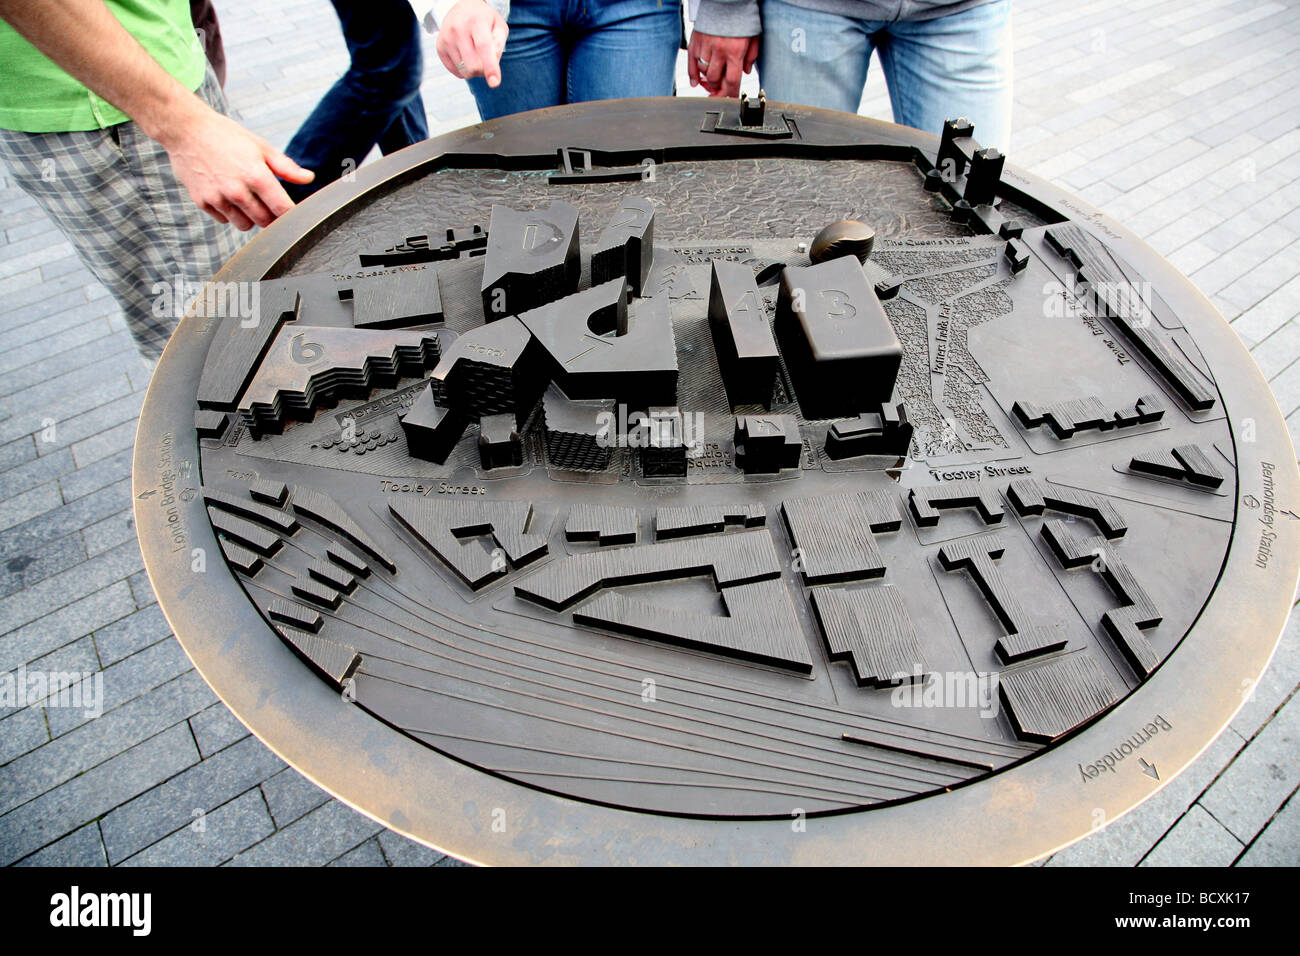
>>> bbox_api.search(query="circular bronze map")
[135,99,1300,864]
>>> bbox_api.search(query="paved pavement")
[0,0,1296,867]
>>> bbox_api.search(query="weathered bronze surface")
[134,98,1300,864]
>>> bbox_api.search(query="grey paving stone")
[61,448,133,504]
[0,704,49,765]
[24,391,143,457]
[1200,180,1296,237]
[1194,73,1290,136]
[128,569,157,609]
[329,836,387,867]
[0,358,129,428]
[1218,239,1300,315]
[0,332,135,401]
[1106,136,1208,194]
[1041,105,1119,145]
[1067,58,1175,113]
[0,530,87,600]
[0,446,74,501]
[1201,98,1300,154]
[101,733,285,863]
[1178,35,1299,100]
[1201,196,1300,259]
[1144,213,1213,256]
[1044,727,1246,866]
[0,318,115,380]
[0,581,134,674]
[68,415,138,470]
[0,481,63,534]
[121,788,274,867]
[5,230,86,272]
[0,669,213,816]
[46,633,192,738]
[1148,134,1264,199]
[227,797,382,867]
[93,603,172,668]
[1236,788,1300,866]
[0,265,42,299]
[225,61,285,85]
[1077,180,1122,211]
[189,702,251,758]
[1166,241,1219,280]
[0,191,37,215]
[0,264,65,300]
[3,211,58,243]
[1200,690,1300,843]
[1074,130,1168,183]
[1126,187,1226,246]
[0,436,35,473]
[0,275,94,320]
[0,476,131,555]
[1249,322,1300,382]
[0,721,198,866]
[236,88,324,128]
[260,767,330,828]
[0,238,75,282]
[0,638,103,745]
[1232,608,1300,740]
[25,633,100,694]
[125,360,153,393]
[1280,205,1300,236]
[1029,148,1090,185]
[0,538,143,636]
[39,255,86,283]
[80,508,136,558]
[1269,358,1300,417]
[376,828,448,866]
[1188,223,1298,297]
[1138,804,1244,866]
[14,822,108,867]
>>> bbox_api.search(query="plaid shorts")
[0,68,246,360]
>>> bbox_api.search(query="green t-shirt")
[0,0,206,133]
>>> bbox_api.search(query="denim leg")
[758,0,875,115]
[565,0,682,103]
[377,97,430,157]
[875,0,1013,149]
[284,0,427,199]
[468,0,566,120]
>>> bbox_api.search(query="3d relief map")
[177,109,1246,820]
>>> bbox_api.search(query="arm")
[689,0,760,98]
[430,0,508,88]
[0,0,313,229]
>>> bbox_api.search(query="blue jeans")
[758,0,1012,149]
[284,0,428,200]
[470,0,683,121]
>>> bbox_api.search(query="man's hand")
[688,30,759,98]
[0,0,312,229]
[436,0,508,87]
[156,105,314,231]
